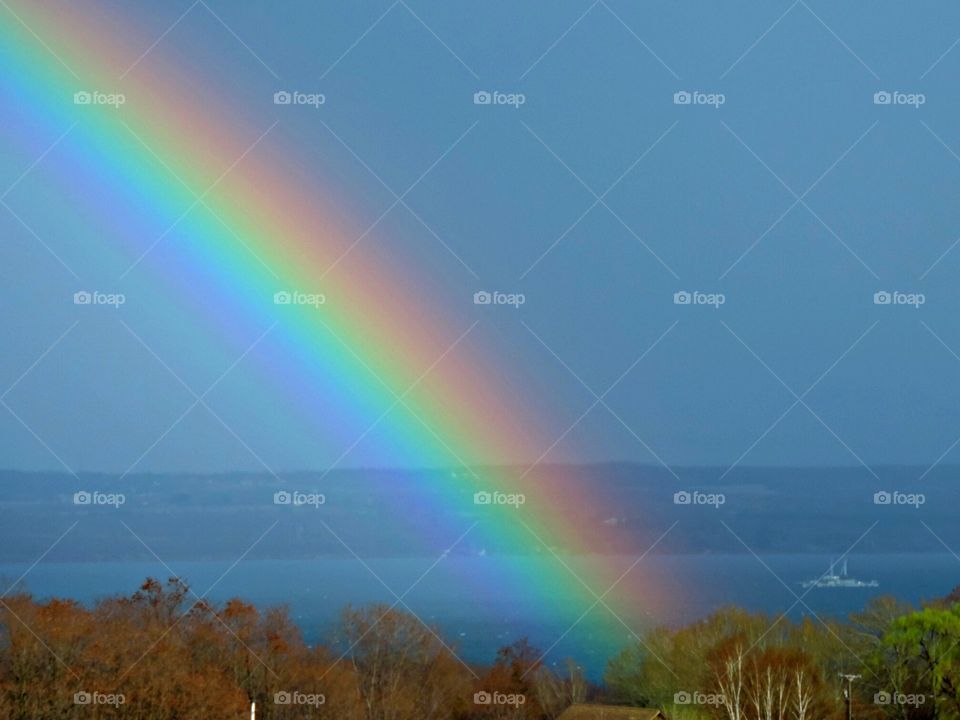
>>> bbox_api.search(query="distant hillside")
[0,464,953,561]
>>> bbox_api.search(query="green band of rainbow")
[1,1,672,655]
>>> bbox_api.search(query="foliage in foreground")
[0,578,585,719]
[3,577,959,719]
[605,589,960,719]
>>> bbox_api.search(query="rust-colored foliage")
[0,578,368,719]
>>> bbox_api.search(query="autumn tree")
[532,658,588,720]
[337,604,472,720]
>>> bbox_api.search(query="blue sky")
[4,0,960,474]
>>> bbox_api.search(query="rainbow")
[0,1,672,657]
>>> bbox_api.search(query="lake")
[2,553,955,679]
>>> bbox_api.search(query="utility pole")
[839,673,861,720]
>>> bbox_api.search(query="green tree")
[881,606,960,719]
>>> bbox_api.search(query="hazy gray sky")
[3,0,960,474]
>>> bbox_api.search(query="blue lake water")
[2,553,955,679]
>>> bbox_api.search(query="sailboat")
[801,557,878,589]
